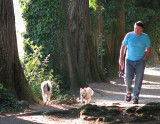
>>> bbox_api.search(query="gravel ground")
[0,66,160,124]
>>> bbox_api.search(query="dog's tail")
[42,82,51,92]
[47,83,50,91]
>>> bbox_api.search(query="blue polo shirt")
[123,32,151,61]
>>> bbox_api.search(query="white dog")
[80,87,94,104]
[41,80,52,105]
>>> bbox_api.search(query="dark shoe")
[133,99,138,104]
[125,93,131,102]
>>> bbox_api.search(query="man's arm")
[119,44,127,66]
[142,47,151,60]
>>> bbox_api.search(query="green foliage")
[101,0,160,51]
[125,0,160,59]
[89,1,118,77]
[101,0,119,34]
[89,8,98,32]
[125,0,155,32]
[23,39,62,99]
[20,0,65,74]
[125,0,160,39]
[97,33,105,67]
[0,83,23,112]
[20,0,67,98]
[89,0,98,10]
[23,40,51,97]
[23,40,52,82]
[97,34,105,56]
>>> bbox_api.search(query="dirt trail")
[0,66,160,124]
[90,66,160,107]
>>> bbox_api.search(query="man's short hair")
[135,21,144,28]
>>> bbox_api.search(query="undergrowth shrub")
[0,83,23,113]
[23,41,61,100]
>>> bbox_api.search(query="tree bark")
[0,0,40,104]
[112,0,125,68]
[90,0,117,78]
[64,0,108,94]
[65,0,89,94]
[89,0,110,80]
[148,45,160,66]
[105,0,125,69]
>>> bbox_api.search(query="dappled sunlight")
[0,115,39,124]
[29,104,70,112]
[142,67,160,90]
[144,74,160,83]
[143,81,160,85]
[110,80,126,87]
[140,94,160,99]
[17,115,83,124]
[93,88,125,96]
[90,82,127,106]
[17,115,51,124]
[144,67,160,76]
[90,67,160,107]
[142,81,160,89]
[2,67,160,123]
[15,104,81,124]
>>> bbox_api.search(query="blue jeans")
[124,59,146,100]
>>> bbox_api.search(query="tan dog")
[41,80,52,105]
[80,87,94,104]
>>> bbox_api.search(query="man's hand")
[119,57,124,66]
[119,44,126,66]
[142,47,151,60]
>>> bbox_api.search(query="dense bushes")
[0,83,23,112]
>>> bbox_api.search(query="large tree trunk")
[65,0,89,94]
[64,0,108,94]
[106,0,125,69]
[0,0,40,104]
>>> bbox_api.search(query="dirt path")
[0,66,160,124]
[91,66,160,107]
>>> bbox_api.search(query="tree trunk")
[65,0,89,94]
[148,45,160,66]
[0,0,40,104]
[64,0,108,94]
[106,0,125,69]
[112,0,125,68]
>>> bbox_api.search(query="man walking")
[119,21,151,104]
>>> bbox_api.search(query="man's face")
[134,24,143,35]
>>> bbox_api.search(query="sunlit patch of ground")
[17,115,84,124]
[144,66,160,76]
